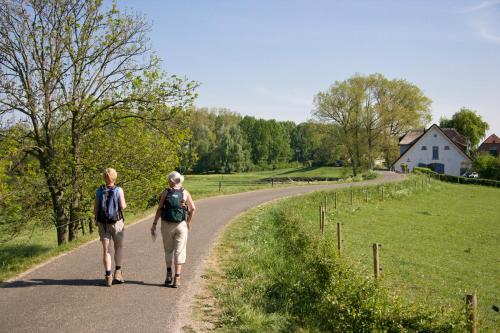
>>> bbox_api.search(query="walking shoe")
[113,270,125,284]
[164,271,173,287]
[105,275,113,287]
[172,274,180,288]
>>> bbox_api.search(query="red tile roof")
[441,128,468,152]
[481,134,500,144]
[399,130,424,145]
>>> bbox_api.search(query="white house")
[393,124,473,176]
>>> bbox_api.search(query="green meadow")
[183,166,352,198]
[206,177,499,331]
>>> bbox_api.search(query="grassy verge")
[206,176,499,331]
[0,167,354,282]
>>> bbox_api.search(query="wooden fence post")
[319,204,323,232]
[334,192,337,209]
[373,243,381,279]
[336,222,342,255]
[365,189,368,203]
[324,195,328,213]
[271,178,274,187]
[219,181,222,192]
[466,293,478,333]
[321,205,325,234]
[381,186,384,201]
[350,188,353,205]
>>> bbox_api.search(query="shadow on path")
[1,279,162,288]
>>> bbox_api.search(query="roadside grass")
[0,167,351,282]
[206,176,499,331]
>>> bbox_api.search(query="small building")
[478,134,500,157]
[393,124,472,176]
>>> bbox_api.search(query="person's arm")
[151,191,167,234]
[119,188,127,210]
[185,191,196,230]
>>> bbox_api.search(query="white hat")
[168,171,184,185]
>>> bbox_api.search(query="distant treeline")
[178,108,342,174]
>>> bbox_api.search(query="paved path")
[0,172,404,333]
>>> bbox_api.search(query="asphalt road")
[0,172,404,333]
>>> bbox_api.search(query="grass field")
[205,176,500,331]
[0,166,351,282]
[183,166,352,198]
[338,180,500,330]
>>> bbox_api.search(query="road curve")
[0,172,404,333]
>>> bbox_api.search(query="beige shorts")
[97,220,124,242]
[161,220,188,266]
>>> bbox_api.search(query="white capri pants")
[161,220,188,266]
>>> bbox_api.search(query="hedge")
[413,167,500,187]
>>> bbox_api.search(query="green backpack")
[161,188,187,222]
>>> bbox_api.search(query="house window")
[444,146,450,150]
[433,146,439,160]
[421,146,427,150]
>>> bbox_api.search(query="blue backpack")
[96,185,123,224]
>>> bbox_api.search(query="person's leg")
[101,239,113,286]
[102,239,112,272]
[113,238,124,283]
[109,219,125,283]
[161,222,175,285]
[113,239,123,267]
[172,221,188,288]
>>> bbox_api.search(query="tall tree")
[439,108,489,149]
[0,0,196,244]
[314,74,431,174]
[214,125,250,173]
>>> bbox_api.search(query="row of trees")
[179,108,343,174]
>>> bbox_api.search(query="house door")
[433,163,445,174]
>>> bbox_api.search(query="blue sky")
[117,0,500,137]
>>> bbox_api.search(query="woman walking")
[151,171,196,288]
[94,168,127,287]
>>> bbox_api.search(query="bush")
[413,167,433,174]
[473,153,500,180]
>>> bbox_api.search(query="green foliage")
[210,178,469,331]
[413,166,434,174]
[439,108,489,149]
[473,152,500,180]
[0,0,197,244]
[314,73,432,174]
[214,125,251,173]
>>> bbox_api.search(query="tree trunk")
[68,123,81,242]
[40,155,68,245]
